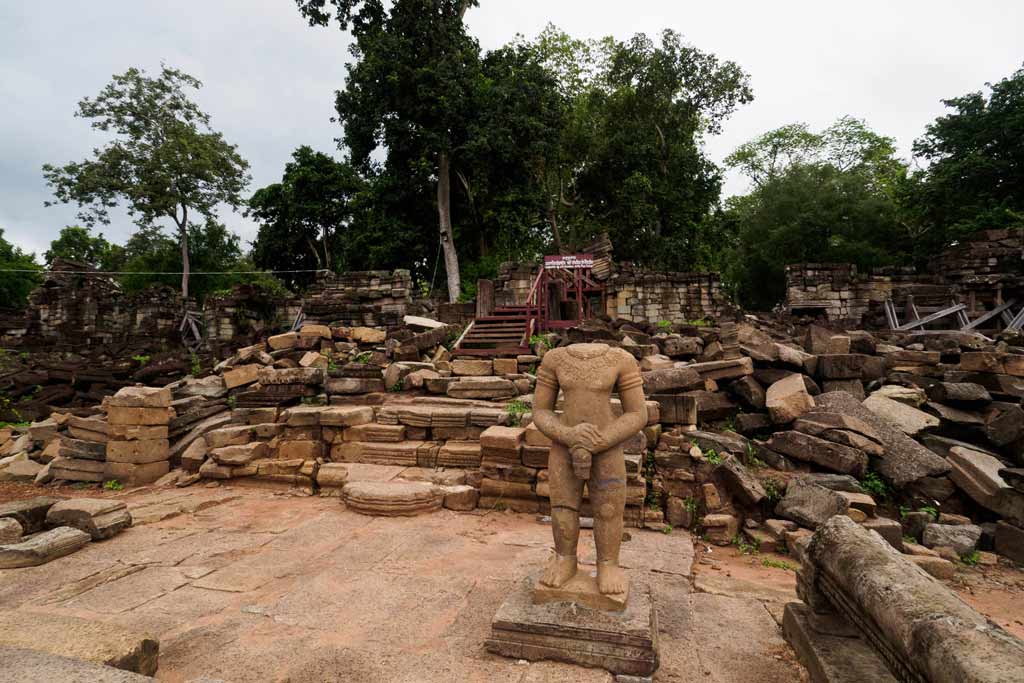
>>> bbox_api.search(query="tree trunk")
[547,195,563,253]
[178,205,190,302]
[437,150,461,303]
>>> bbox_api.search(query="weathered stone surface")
[0,456,42,482]
[728,375,765,410]
[816,354,868,380]
[662,335,703,357]
[808,516,1024,683]
[320,406,375,427]
[702,513,740,545]
[268,331,298,350]
[717,455,766,505]
[257,366,323,385]
[342,481,443,516]
[0,646,155,682]
[441,484,479,511]
[67,415,110,442]
[45,498,132,540]
[926,381,991,406]
[766,431,868,477]
[106,439,169,465]
[326,376,386,394]
[59,435,107,461]
[0,610,159,675]
[775,478,849,529]
[107,406,174,426]
[783,603,898,683]
[211,442,268,466]
[863,393,939,436]
[923,523,982,555]
[994,521,1024,564]
[641,366,702,393]
[451,359,494,376]
[766,373,814,424]
[947,446,1024,524]
[813,392,950,487]
[689,357,754,381]
[106,385,172,408]
[871,383,927,407]
[223,363,261,389]
[926,401,985,426]
[180,438,208,472]
[0,496,59,533]
[0,526,91,568]
[447,376,517,399]
[486,574,658,676]
[104,460,170,486]
[0,517,23,543]
[108,424,169,441]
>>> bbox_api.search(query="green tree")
[0,229,42,309]
[43,66,251,302]
[45,226,125,270]
[572,30,753,268]
[249,146,365,290]
[296,0,479,302]
[909,65,1024,251]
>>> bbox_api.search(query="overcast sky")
[1,1,1021,259]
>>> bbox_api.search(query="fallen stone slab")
[863,393,939,436]
[0,495,59,533]
[447,376,518,400]
[782,603,898,683]
[106,386,172,408]
[923,523,982,555]
[341,481,443,516]
[45,498,132,540]
[0,646,154,682]
[813,392,949,487]
[775,478,849,529]
[640,366,702,393]
[947,446,1024,524]
[806,516,1024,683]
[0,610,158,675]
[994,521,1024,564]
[766,431,868,477]
[0,517,23,543]
[0,526,91,568]
[926,381,991,406]
[766,373,814,424]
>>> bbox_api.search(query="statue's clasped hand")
[569,422,606,453]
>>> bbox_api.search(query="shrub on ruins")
[42,65,251,303]
[45,226,125,271]
[904,65,1024,257]
[0,228,41,308]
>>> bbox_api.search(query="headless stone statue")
[532,343,647,604]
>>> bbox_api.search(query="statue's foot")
[540,554,578,588]
[597,561,628,595]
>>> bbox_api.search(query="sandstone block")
[0,527,91,568]
[106,386,172,408]
[775,478,849,529]
[104,461,170,486]
[452,359,494,376]
[257,367,323,385]
[107,406,174,426]
[108,424,168,441]
[442,484,479,511]
[106,439,169,465]
[223,364,261,389]
[766,373,814,424]
[320,406,375,427]
[46,499,132,540]
[275,440,322,460]
[268,331,299,350]
[211,442,267,466]
[447,377,517,400]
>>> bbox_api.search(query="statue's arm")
[597,357,648,450]
[532,357,576,446]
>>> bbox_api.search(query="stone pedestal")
[486,573,658,677]
[531,567,629,612]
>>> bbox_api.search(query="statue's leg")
[541,443,584,588]
[590,447,628,595]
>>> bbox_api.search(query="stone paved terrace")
[0,486,807,682]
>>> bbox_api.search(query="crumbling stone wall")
[302,270,419,329]
[203,285,302,358]
[6,260,183,351]
[607,267,725,323]
[494,261,726,323]
[786,229,1024,325]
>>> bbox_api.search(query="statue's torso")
[547,344,623,428]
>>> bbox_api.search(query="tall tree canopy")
[907,65,1024,252]
[45,226,124,270]
[296,0,480,302]
[42,66,251,301]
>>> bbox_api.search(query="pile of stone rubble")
[2,312,1022,575]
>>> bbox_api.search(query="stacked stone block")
[104,386,173,486]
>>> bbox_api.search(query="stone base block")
[782,602,897,683]
[532,566,628,612]
[486,573,658,677]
